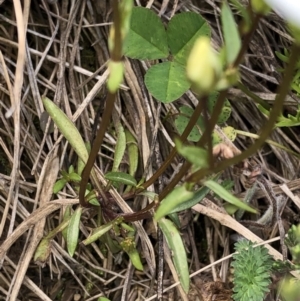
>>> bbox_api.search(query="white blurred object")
[264,0,300,28]
[5,106,15,118]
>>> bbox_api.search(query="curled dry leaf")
[212,143,240,159]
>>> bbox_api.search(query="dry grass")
[1,1,300,300]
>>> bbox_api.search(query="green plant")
[174,91,234,143]
[231,224,300,301]
[278,224,300,301]
[37,0,300,297]
[231,240,273,301]
[256,49,300,127]
[39,3,256,293]
[276,48,300,95]
[53,165,81,194]
[124,7,210,103]
[35,0,145,273]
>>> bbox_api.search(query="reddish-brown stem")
[79,0,122,207]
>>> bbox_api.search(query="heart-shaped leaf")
[167,12,211,66]
[145,61,191,103]
[123,7,169,60]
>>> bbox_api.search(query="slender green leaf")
[120,223,135,232]
[62,205,72,241]
[127,249,143,271]
[125,129,139,177]
[145,62,190,103]
[169,185,211,213]
[224,203,239,215]
[123,7,169,59]
[68,172,81,182]
[168,212,181,228]
[275,50,289,63]
[105,171,137,186]
[175,139,208,168]
[112,124,126,172]
[42,97,89,163]
[120,237,143,271]
[137,190,158,201]
[88,198,100,206]
[82,222,114,245]
[67,207,82,257]
[154,186,194,221]
[167,12,211,65]
[53,178,67,194]
[221,2,241,64]
[46,217,71,241]
[77,142,90,176]
[158,218,190,293]
[204,180,257,213]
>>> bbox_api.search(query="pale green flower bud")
[187,37,221,94]
[107,61,124,93]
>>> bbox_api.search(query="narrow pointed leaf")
[77,142,90,176]
[68,172,81,182]
[221,2,241,64]
[67,207,82,257]
[154,186,194,221]
[53,178,67,194]
[62,206,72,241]
[112,124,126,172]
[175,139,208,168]
[82,218,123,245]
[125,129,138,176]
[170,185,211,213]
[127,249,143,271]
[104,171,137,186]
[158,218,190,293]
[204,180,257,213]
[82,224,113,245]
[42,97,89,163]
